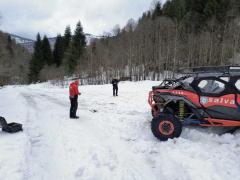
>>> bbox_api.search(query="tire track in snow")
[31,91,78,180]
[20,91,68,180]
[20,92,42,180]
[26,90,155,180]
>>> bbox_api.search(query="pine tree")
[175,0,187,22]
[146,11,151,19]
[163,0,186,22]
[186,0,207,13]
[152,2,163,20]
[42,35,53,65]
[65,21,86,74]
[7,35,13,55]
[163,0,176,18]
[204,0,220,21]
[234,0,240,14]
[72,21,86,58]
[215,0,231,22]
[63,25,72,50]
[28,33,43,82]
[65,44,78,74]
[53,34,64,67]
[28,56,39,83]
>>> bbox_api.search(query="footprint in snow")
[75,167,85,178]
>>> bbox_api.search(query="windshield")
[181,77,194,84]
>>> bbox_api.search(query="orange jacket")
[69,81,80,97]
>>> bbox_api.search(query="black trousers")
[70,96,78,117]
[113,86,118,96]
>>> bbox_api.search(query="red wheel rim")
[159,121,174,136]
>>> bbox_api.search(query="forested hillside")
[79,0,240,83]
[0,31,30,85]
[28,22,86,83]
[3,0,240,85]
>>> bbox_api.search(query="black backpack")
[0,116,23,133]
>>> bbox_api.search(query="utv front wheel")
[151,114,182,141]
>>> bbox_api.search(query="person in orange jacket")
[69,79,81,119]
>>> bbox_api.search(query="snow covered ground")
[0,81,240,180]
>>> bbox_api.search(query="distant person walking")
[111,78,119,96]
[69,79,81,119]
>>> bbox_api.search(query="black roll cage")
[157,66,240,91]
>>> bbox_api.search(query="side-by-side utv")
[148,66,240,141]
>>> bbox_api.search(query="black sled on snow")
[0,116,23,133]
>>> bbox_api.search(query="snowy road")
[0,81,240,180]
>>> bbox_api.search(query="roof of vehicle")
[178,66,240,77]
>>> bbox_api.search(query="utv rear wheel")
[151,114,182,141]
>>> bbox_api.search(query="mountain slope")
[0,31,30,85]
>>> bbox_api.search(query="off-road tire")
[151,114,182,141]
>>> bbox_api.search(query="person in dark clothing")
[69,80,81,119]
[111,78,119,96]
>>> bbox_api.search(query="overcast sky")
[0,0,165,40]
